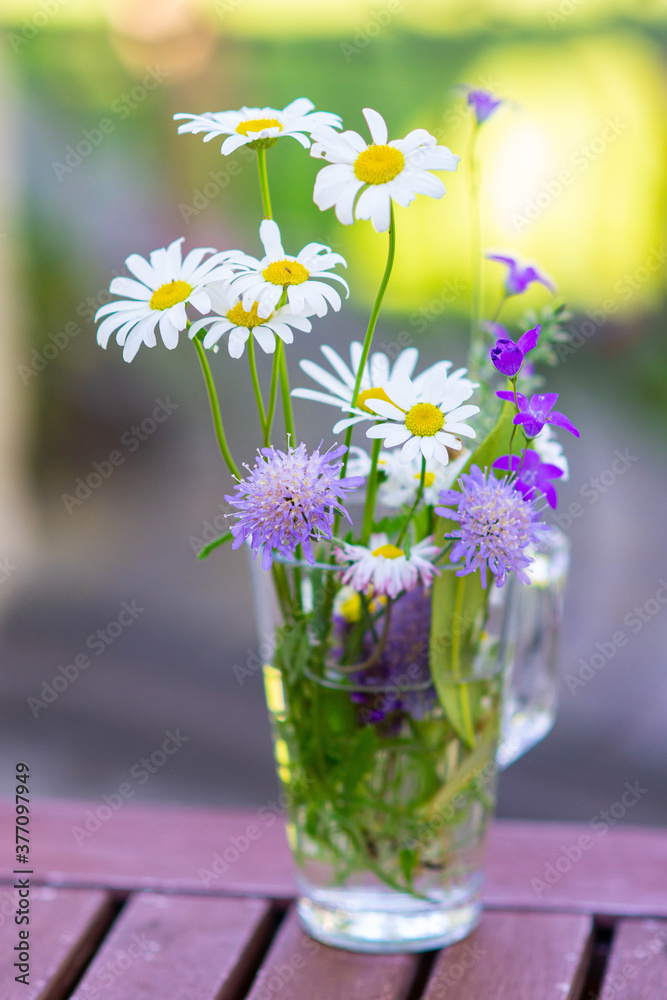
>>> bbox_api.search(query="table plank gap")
[421,910,594,1000]
[0,887,115,1000]
[245,908,420,1000]
[597,918,667,1000]
[69,892,274,1000]
[568,922,614,1000]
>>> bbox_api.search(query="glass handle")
[496,527,570,770]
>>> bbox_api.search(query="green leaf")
[399,847,418,887]
[197,531,232,560]
[428,400,514,744]
[463,397,515,480]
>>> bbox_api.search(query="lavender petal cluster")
[225,442,364,569]
[434,465,548,588]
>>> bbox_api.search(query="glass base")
[296,887,482,954]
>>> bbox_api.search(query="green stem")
[192,336,239,479]
[340,204,397,480]
[247,333,267,437]
[256,148,273,219]
[271,563,293,618]
[491,292,508,323]
[397,457,426,546]
[265,351,280,446]
[277,341,295,444]
[450,576,475,748]
[467,121,483,379]
[361,437,382,545]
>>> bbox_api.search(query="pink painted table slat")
[1,799,666,1000]
[597,918,667,1000]
[0,887,112,1000]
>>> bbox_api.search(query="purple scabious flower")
[496,390,580,439]
[225,443,364,569]
[490,324,541,378]
[487,253,555,297]
[493,449,564,509]
[464,88,503,124]
[434,466,547,587]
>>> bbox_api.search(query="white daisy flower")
[311,107,460,232]
[188,280,314,359]
[227,219,348,320]
[534,425,569,481]
[173,98,342,155]
[376,448,470,508]
[335,533,441,599]
[291,342,453,434]
[95,238,235,363]
[365,369,479,466]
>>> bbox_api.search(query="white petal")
[332,179,365,225]
[282,97,315,117]
[366,422,396,440]
[333,414,368,433]
[253,327,277,353]
[420,437,435,460]
[220,133,252,155]
[391,348,419,382]
[259,219,285,260]
[158,312,180,349]
[124,254,159,289]
[228,328,249,358]
[202,320,233,349]
[299,359,350,400]
[364,399,405,420]
[444,422,476,439]
[400,437,422,463]
[404,171,446,199]
[96,308,146,347]
[267,322,293,345]
[382,425,412,447]
[363,108,388,145]
[291,387,344,407]
[383,377,417,411]
[320,345,354,387]
[445,404,479,422]
[109,277,152,300]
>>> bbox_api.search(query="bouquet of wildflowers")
[96,92,578,910]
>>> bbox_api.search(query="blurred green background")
[1,0,666,823]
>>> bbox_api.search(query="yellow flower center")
[356,386,395,414]
[354,144,405,185]
[418,471,436,487]
[262,259,309,286]
[340,593,362,622]
[404,403,445,437]
[149,279,193,311]
[371,543,404,559]
[236,118,283,150]
[226,301,269,329]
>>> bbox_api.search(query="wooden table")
[1,799,666,999]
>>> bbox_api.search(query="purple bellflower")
[490,324,541,378]
[465,88,503,125]
[497,390,580,439]
[493,450,563,509]
[225,442,364,569]
[487,253,555,297]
